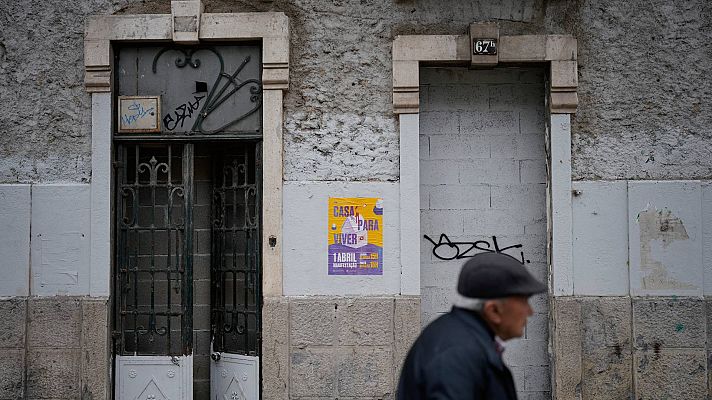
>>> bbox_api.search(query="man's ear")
[482,300,502,324]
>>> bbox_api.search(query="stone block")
[429,134,489,160]
[634,349,707,399]
[459,159,519,185]
[337,297,394,346]
[428,184,490,210]
[460,111,518,136]
[26,348,81,399]
[552,298,581,400]
[525,312,548,341]
[520,159,547,184]
[338,347,393,398]
[0,349,24,399]
[510,366,525,392]
[0,298,26,348]
[503,339,548,367]
[290,298,337,347]
[420,160,460,185]
[581,347,632,399]
[0,184,31,296]
[419,135,430,161]
[420,209,464,236]
[262,297,289,400]
[28,298,81,349]
[633,298,705,349]
[524,365,551,391]
[394,296,420,382]
[290,348,337,397]
[81,299,109,400]
[581,297,631,352]
[462,209,525,236]
[419,111,459,136]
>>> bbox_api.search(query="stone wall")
[262,296,420,400]
[553,297,711,399]
[0,297,109,400]
[3,0,711,183]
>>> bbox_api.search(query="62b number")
[473,39,497,55]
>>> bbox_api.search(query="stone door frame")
[391,24,578,394]
[84,2,289,396]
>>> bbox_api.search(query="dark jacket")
[397,307,518,400]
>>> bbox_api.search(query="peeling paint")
[637,205,696,290]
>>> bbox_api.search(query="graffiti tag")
[121,101,155,126]
[163,95,205,131]
[423,233,530,264]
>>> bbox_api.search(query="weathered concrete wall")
[3,0,709,183]
[572,180,712,296]
[262,295,420,400]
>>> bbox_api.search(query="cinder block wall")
[419,67,550,399]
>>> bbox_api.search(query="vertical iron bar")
[150,152,157,343]
[166,145,172,354]
[182,143,194,355]
[231,166,238,346]
[255,141,263,356]
[133,145,140,355]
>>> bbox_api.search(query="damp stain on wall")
[637,206,696,290]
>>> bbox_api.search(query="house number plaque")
[473,39,497,55]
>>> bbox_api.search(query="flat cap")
[457,252,547,299]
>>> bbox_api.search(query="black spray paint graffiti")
[163,95,205,131]
[423,233,530,264]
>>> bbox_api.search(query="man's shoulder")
[415,311,490,352]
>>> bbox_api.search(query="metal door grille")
[113,143,194,356]
[211,143,262,355]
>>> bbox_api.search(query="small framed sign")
[118,96,161,133]
[473,39,497,55]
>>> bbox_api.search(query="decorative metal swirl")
[223,311,246,335]
[151,46,262,135]
[119,187,137,227]
[138,156,169,185]
[152,48,220,73]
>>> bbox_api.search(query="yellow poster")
[328,197,383,275]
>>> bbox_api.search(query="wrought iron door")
[113,143,194,400]
[114,43,263,400]
[209,144,262,400]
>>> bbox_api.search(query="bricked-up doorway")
[112,45,263,400]
[419,67,550,398]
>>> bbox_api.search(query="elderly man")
[397,252,547,400]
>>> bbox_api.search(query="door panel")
[209,143,262,400]
[116,355,193,400]
[210,354,259,400]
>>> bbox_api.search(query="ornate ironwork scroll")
[114,144,194,356]
[210,143,262,356]
[151,46,262,135]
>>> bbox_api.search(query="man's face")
[485,295,533,340]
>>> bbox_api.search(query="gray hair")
[452,292,503,312]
